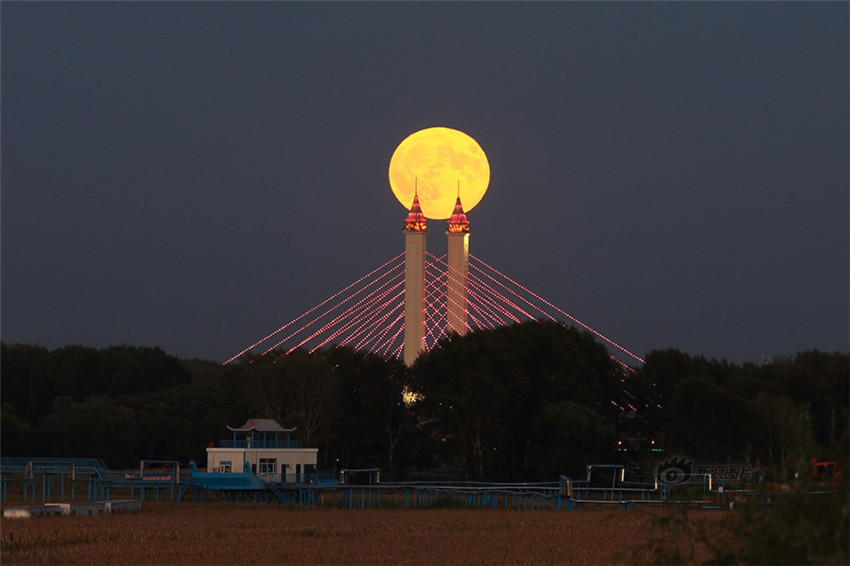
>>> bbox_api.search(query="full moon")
[388,127,490,220]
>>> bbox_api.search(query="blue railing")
[0,457,110,479]
[217,439,303,449]
[268,472,334,485]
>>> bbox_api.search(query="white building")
[206,418,318,483]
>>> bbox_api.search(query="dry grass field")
[0,503,727,565]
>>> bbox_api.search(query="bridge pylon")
[403,191,427,366]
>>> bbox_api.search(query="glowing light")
[402,387,422,406]
[389,127,490,220]
[404,191,428,232]
[446,194,470,233]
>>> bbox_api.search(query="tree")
[116,384,222,463]
[1,342,51,424]
[239,351,340,447]
[751,392,815,483]
[528,401,616,479]
[412,326,527,480]
[324,346,413,473]
[1,403,32,456]
[635,349,717,420]
[241,360,289,424]
[664,374,753,462]
[411,320,620,480]
[36,396,142,468]
[763,351,849,456]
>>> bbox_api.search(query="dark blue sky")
[2,2,848,364]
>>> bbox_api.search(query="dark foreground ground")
[0,503,727,565]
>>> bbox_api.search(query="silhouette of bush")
[634,487,849,565]
[728,487,849,565]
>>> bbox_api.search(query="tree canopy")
[1,332,846,483]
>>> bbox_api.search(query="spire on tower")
[447,193,470,233]
[404,191,427,232]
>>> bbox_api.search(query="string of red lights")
[293,277,404,354]
[261,259,404,355]
[224,252,645,367]
[222,253,405,364]
[469,255,646,364]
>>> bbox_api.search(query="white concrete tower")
[403,192,428,366]
[446,194,470,337]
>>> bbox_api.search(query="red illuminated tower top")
[404,192,427,232]
[447,196,470,233]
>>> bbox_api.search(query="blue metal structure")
[3,457,730,510]
[0,457,202,503]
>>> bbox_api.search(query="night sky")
[3,2,848,364]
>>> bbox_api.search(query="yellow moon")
[388,127,490,220]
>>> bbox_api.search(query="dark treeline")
[2,322,847,482]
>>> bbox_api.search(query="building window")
[220,461,232,473]
[259,458,277,475]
